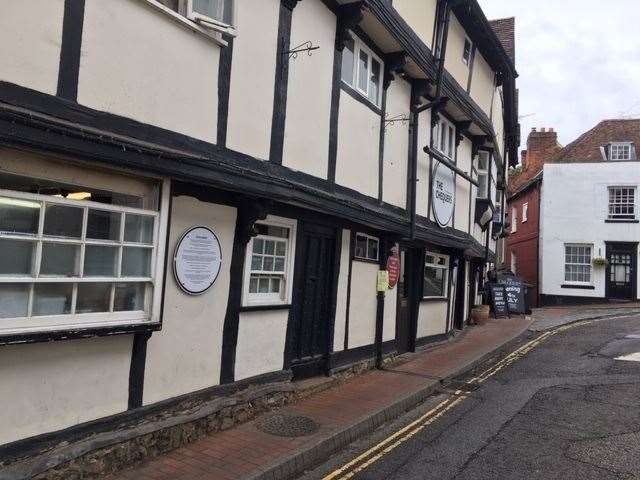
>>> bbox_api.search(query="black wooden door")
[606,243,637,300]
[289,223,337,379]
[453,259,466,330]
[396,247,415,353]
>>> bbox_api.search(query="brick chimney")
[509,127,561,193]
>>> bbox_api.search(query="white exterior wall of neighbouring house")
[540,162,640,299]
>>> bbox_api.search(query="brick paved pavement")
[108,315,532,480]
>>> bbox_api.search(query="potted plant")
[592,257,608,267]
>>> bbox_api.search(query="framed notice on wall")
[173,226,222,295]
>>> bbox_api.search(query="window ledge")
[139,0,231,46]
[605,219,639,223]
[422,296,448,302]
[0,322,160,346]
[353,257,380,265]
[239,304,292,313]
[560,284,595,290]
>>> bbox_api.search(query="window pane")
[478,152,489,170]
[193,0,224,21]
[76,283,111,314]
[43,204,83,238]
[271,277,281,293]
[0,239,34,275]
[264,240,275,255]
[275,241,286,256]
[122,247,151,277]
[249,277,258,293]
[424,266,446,297]
[274,257,285,272]
[368,238,379,260]
[0,284,29,318]
[355,235,367,258]
[0,197,40,235]
[263,257,274,271]
[41,243,79,277]
[124,214,154,244]
[32,283,72,316]
[478,174,488,198]
[252,238,264,254]
[369,58,381,104]
[251,255,262,270]
[258,277,270,293]
[87,210,121,241]
[358,50,369,92]
[341,38,355,85]
[114,283,146,312]
[84,245,118,277]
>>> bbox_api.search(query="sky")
[477,0,640,152]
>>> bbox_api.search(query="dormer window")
[609,142,633,161]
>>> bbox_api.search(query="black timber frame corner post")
[374,236,391,369]
[220,200,271,384]
[269,0,302,165]
[328,2,366,184]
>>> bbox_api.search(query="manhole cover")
[256,413,320,437]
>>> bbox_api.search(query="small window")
[522,203,529,222]
[180,0,234,29]
[477,151,490,198]
[340,33,384,107]
[511,207,517,233]
[564,244,592,284]
[243,217,296,306]
[354,233,379,261]
[423,252,449,298]
[608,186,636,220]
[433,117,456,160]
[510,251,517,275]
[609,142,632,161]
[462,38,473,66]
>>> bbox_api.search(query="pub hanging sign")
[431,161,456,227]
[174,226,222,295]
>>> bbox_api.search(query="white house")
[540,119,640,304]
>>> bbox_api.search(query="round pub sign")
[432,161,456,227]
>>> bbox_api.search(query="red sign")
[387,254,400,289]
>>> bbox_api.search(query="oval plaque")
[432,161,456,227]
[174,226,222,295]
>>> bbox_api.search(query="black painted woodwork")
[606,242,637,301]
[128,331,151,410]
[57,0,85,101]
[217,34,234,147]
[395,246,418,353]
[453,257,466,330]
[288,222,338,379]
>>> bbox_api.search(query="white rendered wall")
[0,0,64,95]
[283,0,335,178]
[79,0,219,143]
[347,261,378,348]
[383,78,411,208]
[226,0,280,159]
[235,310,288,380]
[336,93,381,198]
[444,15,470,90]
[0,336,131,445]
[469,51,494,118]
[416,301,448,338]
[143,196,236,404]
[455,137,472,233]
[541,162,640,299]
[333,229,351,352]
[392,0,437,50]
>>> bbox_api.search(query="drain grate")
[256,413,320,438]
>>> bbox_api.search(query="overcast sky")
[478,0,640,152]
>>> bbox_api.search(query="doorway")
[606,243,637,301]
[453,259,466,330]
[396,247,418,353]
[288,222,338,379]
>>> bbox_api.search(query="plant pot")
[470,304,490,325]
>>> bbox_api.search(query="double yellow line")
[322,321,594,480]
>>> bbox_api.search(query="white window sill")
[139,0,233,47]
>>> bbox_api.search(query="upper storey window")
[476,151,490,198]
[182,0,234,29]
[341,34,384,108]
[462,38,473,66]
[433,117,456,160]
[608,142,634,161]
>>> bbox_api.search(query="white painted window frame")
[476,150,490,198]
[462,37,473,66]
[608,186,636,220]
[510,251,517,275]
[0,179,170,336]
[340,33,384,108]
[433,116,456,160]
[180,0,236,33]
[423,252,449,299]
[564,243,593,285]
[354,232,380,262]
[522,202,528,222]
[511,206,517,233]
[609,142,632,161]
[242,216,297,307]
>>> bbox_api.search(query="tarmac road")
[298,314,640,480]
